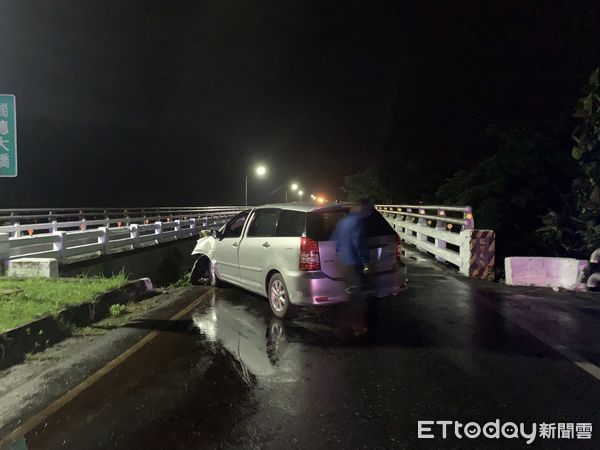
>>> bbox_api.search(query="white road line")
[450,277,600,382]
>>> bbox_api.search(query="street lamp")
[298,190,304,202]
[245,165,267,206]
[286,182,299,202]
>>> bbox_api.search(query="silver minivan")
[190,203,407,318]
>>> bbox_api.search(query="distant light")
[298,190,304,196]
[317,197,325,203]
[310,194,316,200]
[255,165,267,176]
[290,183,298,191]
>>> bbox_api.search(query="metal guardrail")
[376,204,495,279]
[0,207,244,266]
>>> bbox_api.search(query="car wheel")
[268,273,295,318]
[210,263,225,287]
[190,256,210,285]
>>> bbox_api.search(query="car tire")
[190,256,210,285]
[210,263,225,287]
[268,273,295,318]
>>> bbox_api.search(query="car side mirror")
[211,229,222,240]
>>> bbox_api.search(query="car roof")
[254,202,354,213]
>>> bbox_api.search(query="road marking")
[472,287,600,382]
[442,274,600,381]
[0,289,214,448]
[481,299,600,382]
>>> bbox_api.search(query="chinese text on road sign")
[0,94,17,177]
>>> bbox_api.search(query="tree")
[343,155,448,204]
[537,68,600,256]
[343,166,391,203]
[437,119,577,259]
[571,68,600,251]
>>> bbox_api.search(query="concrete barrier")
[7,257,59,278]
[505,257,589,291]
[0,233,7,273]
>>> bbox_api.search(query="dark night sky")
[1,1,599,207]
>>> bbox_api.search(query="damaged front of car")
[189,230,218,285]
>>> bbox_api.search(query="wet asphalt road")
[3,259,600,449]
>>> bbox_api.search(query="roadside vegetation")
[0,274,127,333]
[344,67,600,262]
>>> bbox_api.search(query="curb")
[0,278,154,370]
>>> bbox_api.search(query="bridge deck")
[1,257,599,448]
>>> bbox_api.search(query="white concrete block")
[8,258,59,278]
[505,256,589,291]
[0,233,8,270]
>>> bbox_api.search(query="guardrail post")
[174,219,181,239]
[459,229,495,279]
[405,208,412,241]
[190,218,197,236]
[416,208,428,251]
[435,209,447,263]
[462,206,474,230]
[49,211,58,233]
[79,210,86,231]
[97,227,108,255]
[130,224,140,247]
[52,231,67,262]
[11,214,21,237]
[154,221,163,242]
[0,233,9,273]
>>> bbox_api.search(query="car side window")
[247,209,280,237]
[276,210,306,237]
[222,211,250,239]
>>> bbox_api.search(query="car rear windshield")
[306,209,395,241]
[364,211,396,237]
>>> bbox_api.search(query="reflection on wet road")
[5,260,600,449]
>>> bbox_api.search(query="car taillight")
[395,233,402,261]
[299,237,321,271]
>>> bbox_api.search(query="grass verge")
[0,274,127,333]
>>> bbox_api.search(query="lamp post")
[286,183,299,203]
[245,165,267,206]
[298,190,304,202]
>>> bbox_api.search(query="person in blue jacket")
[332,198,373,301]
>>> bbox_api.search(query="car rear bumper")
[284,262,408,306]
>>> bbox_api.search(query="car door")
[238,208,280,292]
[215,210,250,283]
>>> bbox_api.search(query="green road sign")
[0,94,17,177]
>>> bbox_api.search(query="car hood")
[191,233,216,256]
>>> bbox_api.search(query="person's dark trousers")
[344,264,365,302]
[336,264,371,337]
